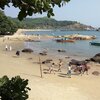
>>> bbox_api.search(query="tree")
[0,75,31,100]
[0,10,18,35]
[0,0,70,20]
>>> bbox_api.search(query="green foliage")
[12,17,80,29]
[0,10,18,35]
[0,0,10,9]
[0,75,31,100]
[0,0,70,20]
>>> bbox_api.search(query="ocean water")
[24,30,100,59]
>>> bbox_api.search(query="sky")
[4,0,100,28]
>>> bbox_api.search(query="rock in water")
[90,53,100,63]
[22,48,33,53]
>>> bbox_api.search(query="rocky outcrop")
[64,34,96,40]
[58,49,66,52]
[22,48,33,53]
[42,59,53,64]
[39,51,47,56]
[69,59,87,65]
[90,53,100,63]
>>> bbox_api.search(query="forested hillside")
[0,11,17,35]
[12,17,94,30]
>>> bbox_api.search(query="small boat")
[55,38,75,43]
[90,41,100,46]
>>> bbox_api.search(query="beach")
[0,32,100,100]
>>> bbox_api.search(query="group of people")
[47,59,89,78]
[67,62,89,78]
[5,44,20,56]
[48,59,63,74]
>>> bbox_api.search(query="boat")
[90,41,100,46]
[56,39,75,43]
[55,38,75,43]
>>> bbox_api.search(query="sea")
[24,30,100,59]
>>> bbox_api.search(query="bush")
[0,75,31,100]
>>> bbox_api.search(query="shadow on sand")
[58,73,67,78]
[20,73,41,78]
[58,72,80,78]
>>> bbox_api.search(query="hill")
[12,17,94,30]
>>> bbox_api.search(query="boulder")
[39,51,47,56]
[64,34,96,40]
[94,53,100,57]
[42,59,53,64]
[69,59,87,65]
[22,48,33,53]
[92,71,100,76]
[25,39,40,42]
[90,53,100,63]
[58,49,66,52]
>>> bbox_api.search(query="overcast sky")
[4,0,100,28]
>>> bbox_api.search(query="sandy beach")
[0,32,100,100]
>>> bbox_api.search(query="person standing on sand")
[9,46,12,51]
[82,63,89,75]
[5,45,8,51]
[58,59,63,72]
[48,63,55,74]
[67,64,72,78]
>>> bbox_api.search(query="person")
[58,59,63,72]
[9,46,12,51]
[5,45,8,51]
[82,63,88,75]
[48,63,55,74]
[77,64,83,76]
[16,50,20,56]
[67,64,72,78]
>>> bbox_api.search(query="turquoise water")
[24,30,100,58]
